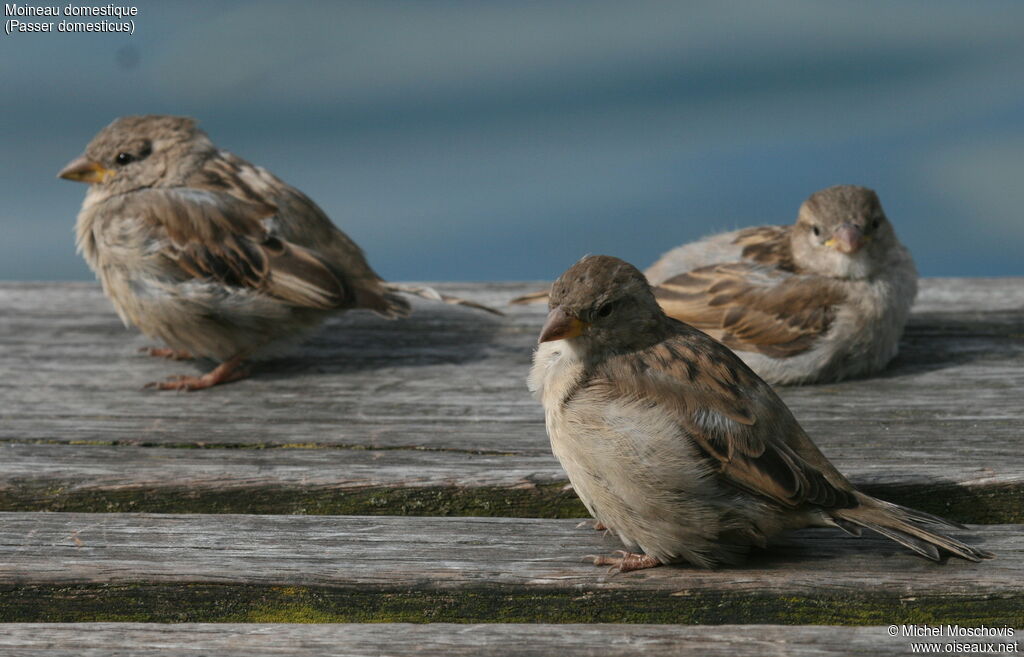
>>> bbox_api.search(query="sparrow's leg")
[575,520,609,531]
[139,347,194,360]
[586,550,661,573]
[145,357,249,391]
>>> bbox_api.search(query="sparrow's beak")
[539,306,586,343]
[58,156,115,184]
[825,223,865,254]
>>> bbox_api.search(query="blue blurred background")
[2,1,1022,281]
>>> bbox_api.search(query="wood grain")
[0,513,1018,625]
[1,280,1021,520]
[0,623,1004,657]
[0,439,1017,522]
[2,279,1022,451]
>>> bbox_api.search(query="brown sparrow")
[529,255,990,571]
[648,185,917,384]
[514,185,917,385]
[59,115,499,390]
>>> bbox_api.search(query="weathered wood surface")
[3,279,1023,450]
[0,439,1017,522]
[2,623,1010,657]
[1,280,1022,520]
[0,513,1018,625]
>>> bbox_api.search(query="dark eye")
[596,302,614,318]
[871,218,881,230]
[115,152,134,166]
[811,225,821,237]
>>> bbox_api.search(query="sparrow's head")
[791,185,898,279]
[540,255,667,355]
[58,115,214,195]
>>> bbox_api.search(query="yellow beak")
[539,306,587,343]
[58,156,115,184]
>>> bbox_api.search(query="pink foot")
[140,347,194,360]
[145,357,248,391]
[586,550,661,573]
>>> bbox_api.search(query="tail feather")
[509,288,550,305]
[830,517,862,537]
[875,499,969,531]
[383,283,503,316]
[834,493,994,563]
[855,521,942,561]
[352,283,411,319]
[379,290,412,318]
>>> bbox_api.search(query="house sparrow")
[528,255,991,572]
[59,115,499,390]
[648,185,917,384]
[514,186,917,385]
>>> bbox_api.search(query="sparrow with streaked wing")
[59,115,499,390]
[529,255,990,572]
[514,185,917,385]
[649,185,916,384]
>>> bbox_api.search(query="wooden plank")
[0,440,1018,523]
[1,279,1021,521]
[1,280,1022,453]
[1,623,1014,657]
[0,282,540,450]
[0,443,580,518]
[0,513,1018,625]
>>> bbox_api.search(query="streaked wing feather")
[654,263,846,358]
[190,151,415,317]
[732,225,795,270]
[138,188,348,309]
[601,329,855,509]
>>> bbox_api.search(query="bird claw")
[139,347,193,360]
[143,358,248,392]
[585,550,661,573]
[144,375,208,391]
[583,553,626,575]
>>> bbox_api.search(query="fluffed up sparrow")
[529,255,990,572]
[59,115,499,390]
[514,185,917,385]
[648,185,917,384]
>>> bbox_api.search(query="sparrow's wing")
[135,187,348,309]
[653,263,847,358]
[513,226,795,306]
[600,327,855,510]
[731,225,795,269]
[191,152,422,318]
[194,151,369,258]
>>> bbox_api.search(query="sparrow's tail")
[382,282,504,316]
[508,288,551,305]
[832,492,994,562]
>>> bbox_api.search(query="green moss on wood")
[1,583,1020,626]
[0,478,1018,523]
[858,482,1023,525]
[0,482,588,518]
